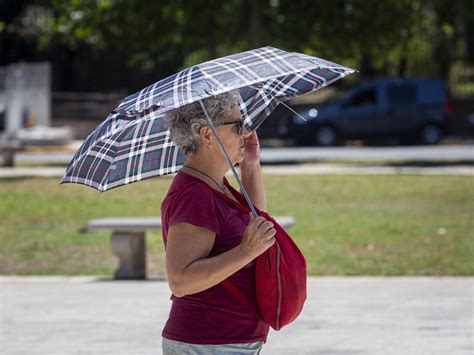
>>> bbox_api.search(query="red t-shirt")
[160,170,269,344]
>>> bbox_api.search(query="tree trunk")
[398,57,407,77]
[249,0,261,49]
[360,52,375,79]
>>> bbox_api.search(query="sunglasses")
[221,119,244,135]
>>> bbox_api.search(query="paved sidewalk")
[0,164,472,179]
[3,142,474,166]
[1,276,472,354]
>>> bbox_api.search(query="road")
[260,145,474,163]
[0,164,472,179]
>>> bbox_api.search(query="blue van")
[288,78,453,146]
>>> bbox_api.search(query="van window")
[387,84,417,104]
[345,88,377,108]
[418,81,446,103]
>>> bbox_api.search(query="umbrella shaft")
[198,100,259,218]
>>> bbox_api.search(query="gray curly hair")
[163,90,240,155]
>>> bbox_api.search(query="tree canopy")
[1,0,472,92]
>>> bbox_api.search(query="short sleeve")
[167,184,221,235]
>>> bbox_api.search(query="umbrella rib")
[273,96,307,122]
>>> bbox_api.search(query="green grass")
[0,175,473,276]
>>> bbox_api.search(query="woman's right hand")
[239,213,276,259]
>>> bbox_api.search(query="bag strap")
[221,279,263,321]
[206,176,255,214]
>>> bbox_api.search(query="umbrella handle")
[198,100,259,218]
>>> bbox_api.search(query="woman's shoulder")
[164,171,215,206]
[171,170,208,190]
[162,171,224,231]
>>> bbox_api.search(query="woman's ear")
[199,126,213,148]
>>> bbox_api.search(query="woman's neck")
[182,155,228,191]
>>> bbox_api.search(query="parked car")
[0,103,5,132]
[467,112,474,133]
[288,78,453,146]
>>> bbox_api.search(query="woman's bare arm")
[240,131,266,211]
[166,215,275,297]
[165,223,254,297]
[240,162,266,211]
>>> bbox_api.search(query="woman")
[161,90,276,354]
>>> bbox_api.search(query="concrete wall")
[0,62,51,139]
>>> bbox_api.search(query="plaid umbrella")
[60,46,355,193]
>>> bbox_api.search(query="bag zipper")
[275,240,282,330]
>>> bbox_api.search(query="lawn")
[0,174,472,276]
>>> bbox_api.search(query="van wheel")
[419,124,442,145]
[314,126,339,146]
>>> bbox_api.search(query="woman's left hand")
[241,130,260,166]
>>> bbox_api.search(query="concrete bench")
[80,216,295,280]
[0,141,24,167]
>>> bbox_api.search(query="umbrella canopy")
[60,46,355,192]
